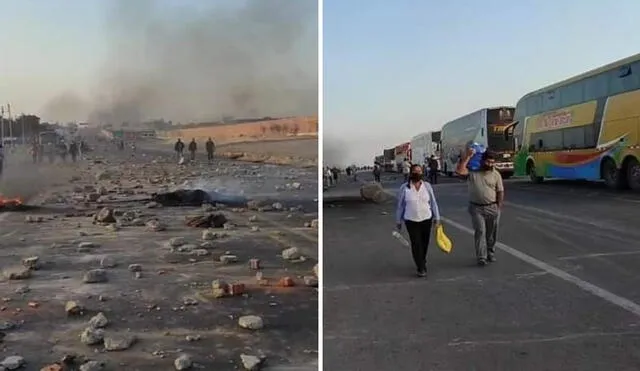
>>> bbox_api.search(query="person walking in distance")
[428,155,439,184]
[395,164,441,277]
[373,162,381,182]
[455,148,504,266]
[188,138,197,162]
[174,139,185,161]
[205,137,215,163]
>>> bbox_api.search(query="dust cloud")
[50,0,318,126]
[323,136,350,167]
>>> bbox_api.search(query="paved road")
[324,173,640,371]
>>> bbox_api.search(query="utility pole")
[7,103,12,143]
[0,105,4,144]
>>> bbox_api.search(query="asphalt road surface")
[324,172,640,371]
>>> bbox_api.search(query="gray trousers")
[468,203,500,259]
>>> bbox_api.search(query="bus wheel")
[626,157,640,191]
[527,161,543,183]
[602,157,626,190]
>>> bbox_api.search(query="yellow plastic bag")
[436,224,452,254]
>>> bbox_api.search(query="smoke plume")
[46,0,318,125]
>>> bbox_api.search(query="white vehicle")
[440,107,516,178]
[411,131,441,168]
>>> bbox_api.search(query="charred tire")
[601,157,627,190]
[625,156,640,191]
[526,160,543,183]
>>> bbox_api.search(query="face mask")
[410,173,422,181]
[482,164,494,171]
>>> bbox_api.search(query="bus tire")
[601,157,627,190]
[526,160,543,183]
[502,172,513,180]
[624,156,640,191]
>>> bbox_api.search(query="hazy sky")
[323,0,640,166]
[0,0,317,124]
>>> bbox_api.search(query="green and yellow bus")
[505,53,640,190]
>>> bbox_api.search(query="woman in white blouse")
[395,164,441,277]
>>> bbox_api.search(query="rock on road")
[0,138,318,370]
[324,172,640,371]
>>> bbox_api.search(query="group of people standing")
[395,147,504,277]
[30,139,86,164]
[174,137,216,163]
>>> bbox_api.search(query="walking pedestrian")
[395,164,441,277]
[205,137,215,163]
[455,148,504,266]
[188,138,197,161]
[174,139,185,161]
[373,163,381,182]
[428,155,439,184]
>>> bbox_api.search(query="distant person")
[427,155,439,184]
[325,167,333,187]
[69,141,78,162]
[174,138,185,160]
[402,158,411,182]
[395,163,441,277]
[455,148,504,266]
[30,140,39,164]
[205,137,215,163]
[118,140,125,151]
[331,167,339,184]
[188,138,197,161]
[373,163,381,182]
[346,167,352,177]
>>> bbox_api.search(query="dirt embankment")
[158,116,318,145]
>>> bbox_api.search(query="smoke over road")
[44,0,318,124]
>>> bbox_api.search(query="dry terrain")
[0,144,318,370]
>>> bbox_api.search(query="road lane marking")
[380,187,640,318]
[447,331,640,347]
[558,251,640,261]
[443,217,640,317]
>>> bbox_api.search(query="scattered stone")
[240,354,264,370]
[25,215,43,223]
[248,215,258,222]
[168,237,186,247]
[190,249,209,256]
[93,207,116,224]
[146,220,167,232]
[3,266,31,280]
[310,219,319,229]
[65,301,84,316]
[83,269,108,284]
[128,264,142,272]
[1,355,25,370]
[80,327,104,345]
[303,276,318,287]
[200,241,216,249]
[279,277,295,287]
[219,255,238,264]
[201,229,217,240]
[146,201,160,209]
[360,182,387,203]
[174,354,193,370]
[104,334,136,351]
[185,334,201,342]
[251,226,260,232]
[247,200,261,210]
[14,286,29,294]
[85,193,100,202]
[272,202,284,211]
[0,321,16,331]
[89,312,108,328]
[238,315,264,330]
[185,213,227,228]
[99,256,117,268]
[41,363,64,371]
[249,259,261,270]
[211,280,228,298]
[281,247,301,260]
[174,244,198,253]
[22,256,41,270]
[223,223,236,230]
[79,360,104,371]
[78,242,97,249]
[313,263,319,277]
[135,272,143,279]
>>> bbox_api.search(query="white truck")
[440,107,516,178]
[410,131,441,168]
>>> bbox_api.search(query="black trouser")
[207,151,214,161]
[405,218,433,272]
[428,170,438,184]
[373,173,380,182]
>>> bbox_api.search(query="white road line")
[381,188,640,318]
[443,217,640,317]
[558,251,640,261]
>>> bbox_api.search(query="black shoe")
[477,259,487,267]
[417,269,427,277]
[487,253,496,263]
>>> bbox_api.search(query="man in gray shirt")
[455,148,504,266]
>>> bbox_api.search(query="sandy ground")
[0,144,318,370]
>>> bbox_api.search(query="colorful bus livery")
[508,53,640,190]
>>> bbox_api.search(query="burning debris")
[151,189,247,207]
[0,196,40,212]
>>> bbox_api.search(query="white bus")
[411,131,441,168]
[440,107,516,178]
